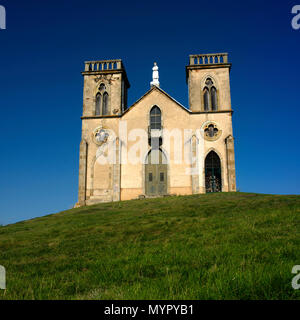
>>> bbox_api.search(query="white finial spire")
[150,62,160,88]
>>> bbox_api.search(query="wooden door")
[145,150,167,196]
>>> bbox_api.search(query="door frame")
[204,148,224,193]
[143,148,169,196]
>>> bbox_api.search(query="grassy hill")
[0,192,299,300]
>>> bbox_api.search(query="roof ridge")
[122,86,190,116]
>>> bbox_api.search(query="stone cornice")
[191,110,233,115]
[81,115,121,120]
[81,69,124,76]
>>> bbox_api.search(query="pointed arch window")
[211,87,217,111]
[102,92,109,115]
[150,106,161,130]
[203,87,209,111]
[95,93,101,116]
[205,151,222,193]
[95,84,109,115]
[202,78,218,111]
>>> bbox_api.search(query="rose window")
[203,123,221,141]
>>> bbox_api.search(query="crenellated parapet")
[189,53,229,66]
[84,59,123,72]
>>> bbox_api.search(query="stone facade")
[75,53,237,207]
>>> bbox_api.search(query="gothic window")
[203,87,209,111]
[205,124,218,138]
[203,123,221,141]
[95,84,109,115]
[211,87,217,111]
[102,92,109,115]
[95,93,101,116]
[203,78,218,111]
[205,151,222,193]
[150,106,161,130]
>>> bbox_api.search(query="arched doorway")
[145,149,168,196]
[205,151,222,193]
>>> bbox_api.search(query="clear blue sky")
[0,0,299,225]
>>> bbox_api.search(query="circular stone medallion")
[92,126,109,146]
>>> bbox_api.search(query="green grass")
[0,192,299,300]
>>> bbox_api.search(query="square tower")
[186,53,236,193]
[81,59,130,116]
[186,53,232,112]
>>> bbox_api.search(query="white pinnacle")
[150,62,160,88]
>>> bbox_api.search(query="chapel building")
[76,53,236,206]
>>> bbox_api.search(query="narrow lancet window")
[211,87,218,111]
[203,78,218,111]
[203,87,209,111]
[102,92,109,115]
[95,93,101,115]
[150,106,161,129]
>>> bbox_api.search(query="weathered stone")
[76,54,237,207]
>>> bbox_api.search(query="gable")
[122,86,190,117]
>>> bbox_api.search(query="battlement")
[189,53,229,66]
[84,59,124,72]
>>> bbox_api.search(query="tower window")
[202,78,218,111]
[203,87,209,111]
[95,84,109,115]
[211,87,217,111]
[95,93,101,116]
[102,92,109,115]
[150,106,161,130]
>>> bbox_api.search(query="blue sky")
[0,0,299,225]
